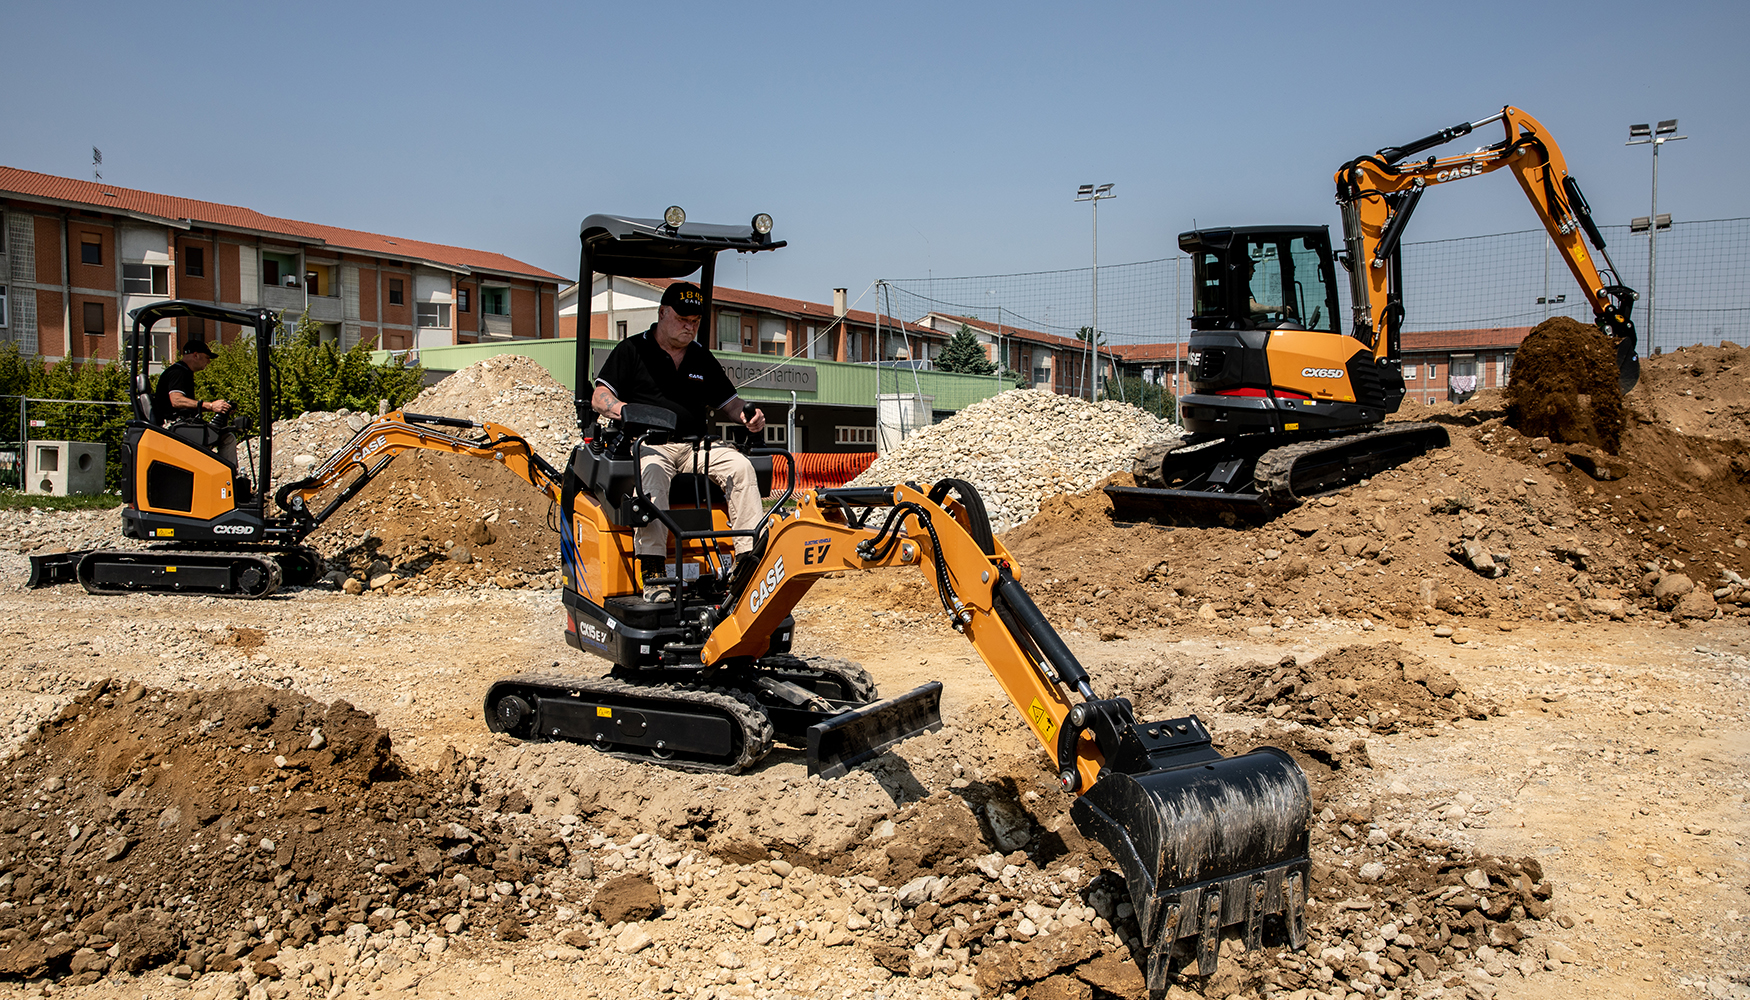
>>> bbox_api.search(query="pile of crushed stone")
[0,682,574,987]
[849,390,1180,531]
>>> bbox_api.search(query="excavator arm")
[274,411,567,536]
[1336,105,1640,391]
[702,479,1312,993]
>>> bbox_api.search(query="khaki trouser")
[636,441,764,556]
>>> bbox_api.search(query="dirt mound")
[269,355,578,592]
[1505,316,1625,452]
[0,682,562,985]
[1216,645,1482,732]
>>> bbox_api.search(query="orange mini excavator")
[1108,105,1640,520]
[32,214,1314,992]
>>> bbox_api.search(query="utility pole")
[1074,183,1115,401]
[1626,119,1687,355]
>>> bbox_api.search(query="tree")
[195,309,425,424]
[935,324,996,376]
[1075,325,1107,347]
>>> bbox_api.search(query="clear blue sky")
[7,0,1744,308]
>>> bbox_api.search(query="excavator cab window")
[1184,226,1340,334]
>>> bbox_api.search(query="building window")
[1426,364,1438,379]
[80,234,102,266]
[1033,366,1050,386]
[835,426,875,445]
[184,317,206,339]
[616,320,628,338]
[416,303,452,328]
[0,284,6,327]
[482,287,507,315]
[123,264,169,295]
[388,279,404,305]
[1402,364,1416,379]
[1502,352,1514,378]
[83,302,105,335]
[184,247,205,277]
[457,288,470,312]
[262,251,300,287]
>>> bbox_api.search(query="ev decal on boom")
[748,555,787,615]
[801,542,831,565]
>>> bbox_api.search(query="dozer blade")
[807,681,944,779]
[27,550,89,588]
[1104,485,1278,524]
[1070,723,1310,997]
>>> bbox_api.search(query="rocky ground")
[0,338,1745,1000]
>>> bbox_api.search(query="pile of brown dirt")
[0,682,562,985]
[1505,316,1626,452]
[1116,643,1478,735]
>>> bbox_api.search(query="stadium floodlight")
[1625,118,1687,354]
[1074,183,1117,401]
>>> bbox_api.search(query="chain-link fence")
[885,217,1750,361]
[0,397,130,492]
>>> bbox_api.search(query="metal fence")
[0,396,130,492]
[885,217,1750,361]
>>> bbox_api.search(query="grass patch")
[0,490,123,512]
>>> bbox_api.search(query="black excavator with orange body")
[1109,105,1640,521]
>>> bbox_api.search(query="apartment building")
[559,277,947,363]
[910,312,1111,395]
[0,166,562,365]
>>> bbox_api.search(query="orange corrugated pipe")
[786,452,876,490]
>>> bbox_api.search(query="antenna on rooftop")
[92,147,102,182]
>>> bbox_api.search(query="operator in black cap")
[591,281,767,601]
[152,339,238,468]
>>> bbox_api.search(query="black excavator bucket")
[807,681,944,779]
[27,550,88,588]
[1069,717,1310,996]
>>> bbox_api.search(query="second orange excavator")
[1109,105,1640,520]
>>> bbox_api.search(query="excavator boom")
[1337,105,1640,391]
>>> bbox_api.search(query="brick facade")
[0,166,563,364]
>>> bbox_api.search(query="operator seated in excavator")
[589,281,767,603]
[150,338,243,483]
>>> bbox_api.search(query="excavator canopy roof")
[579,214,784,279]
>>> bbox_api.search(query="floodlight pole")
[1626,120,1687,355]
[1075,183,1115,401]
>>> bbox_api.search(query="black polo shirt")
[151,361,197,425]
[594,326,738,438]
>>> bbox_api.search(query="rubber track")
[78,548,284,599]
[756,654,879,704]
[490,672,775,773]
[1252,422,1448,503]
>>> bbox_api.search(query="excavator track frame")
[484,672,775,773]
[74,547,285,599]
[1106,422,1449,522]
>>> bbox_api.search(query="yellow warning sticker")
[166,566,177,573]
[1284,422,1299,431]
[1027,698,1055,740]
[596,706,612,718]
[156,528,174,537]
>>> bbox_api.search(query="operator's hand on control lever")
[206,398,234,417]
[742,406,766,435]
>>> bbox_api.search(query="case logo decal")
[748,555,787,614]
